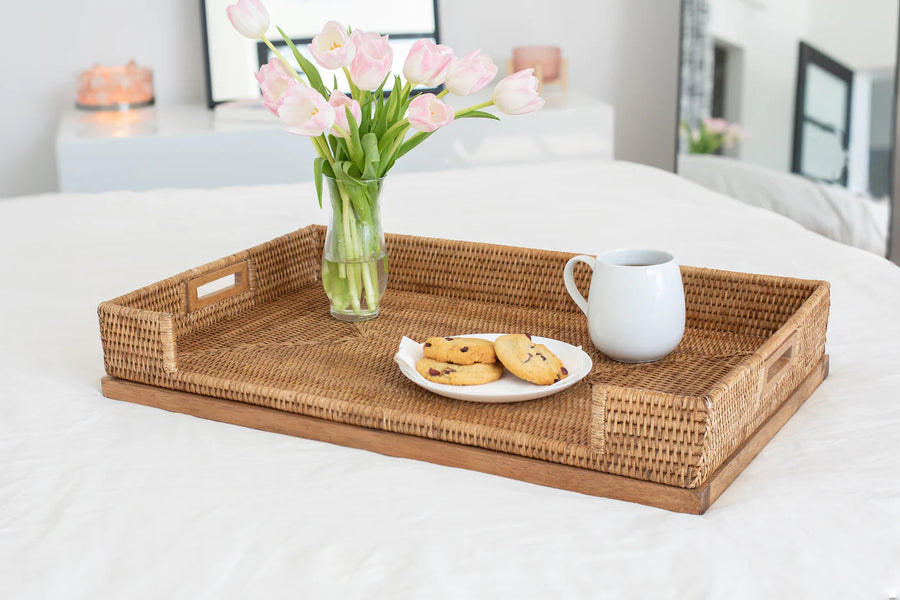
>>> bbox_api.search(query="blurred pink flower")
[309,21,356,70]
[226,0,269,39]
[492,69,545,115]
[255,58,296,115]
[702,117,730,134]
[408,93,455,132]
[348,30,393,91]
[444,50,497,96]
[327,90,362,136]
[278,86,335,136]
[402,39,454,86]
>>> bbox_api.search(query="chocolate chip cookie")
[493,334,568,385]
[423,336,497,365]
[416,357,504,386]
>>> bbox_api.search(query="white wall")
[0,0,680,199]
[439,0,681,170]
[806,0,898,71]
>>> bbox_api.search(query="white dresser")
[55,91,614,193]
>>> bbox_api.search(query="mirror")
[677,0,897,258]
[201,0,440,106]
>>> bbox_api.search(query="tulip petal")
[226,0,270,39]
[444,50,497,96]
[492,69,545,115]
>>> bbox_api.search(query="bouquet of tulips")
[681,118,748,155]
[227,0,544,320]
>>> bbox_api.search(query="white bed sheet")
[1,159,899,598]
[678,153,891,256]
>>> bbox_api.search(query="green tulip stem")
[381,118,409,142]
[455,100,494,119]
[381,125,410,174]
[342,67,361,101]
[332,125,351,140]
[312,136,334,166]
[326,177,382,316]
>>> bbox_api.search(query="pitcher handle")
[564,255,594,317]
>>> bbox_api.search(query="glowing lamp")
[76,61,155,111]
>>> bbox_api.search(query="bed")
[2,159,898,598]
[678,153,891,256]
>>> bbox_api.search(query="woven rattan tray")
[99,225,830,513]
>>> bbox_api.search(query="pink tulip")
[444,50,497,96]
[492,69,545,115]
[278,86,335,136]
[408,93,455,132]
[309,21,356,70]
[348,30,393,91]
[226,0,270,39]
[327,90,362,136]
[255,58,296,115]
[402,39,454,86]
[702,117,729,134]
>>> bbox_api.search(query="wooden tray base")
[101,355,828,514]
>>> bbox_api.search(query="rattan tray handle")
[762,330,798,397]
[186,261,251,313]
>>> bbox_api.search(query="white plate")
[394,333,593,403]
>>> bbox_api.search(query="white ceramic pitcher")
[563,248,686,363]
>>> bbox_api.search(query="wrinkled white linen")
[1,160,898,599]
[678,153,890,256]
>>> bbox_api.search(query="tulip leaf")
[360,98,372,133]
[344,160,364,181]
[376,123,408,158]
[374,93,388,138]
[400,80,412,112]
[332,161,361,185]
[277,27,327,97]
[379,81,400,137]
[332,136,348,162]
[395,131,434,161]
[313,157,325,208]
[361,133,379,180]
[387,76,404,123]
[456,110,501,121]
[346,106,364,170]
[326,134,341,160]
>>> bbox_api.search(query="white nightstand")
[55,91,614,193]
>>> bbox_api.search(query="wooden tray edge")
[101,355,828,515]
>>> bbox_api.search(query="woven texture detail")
[98,225,830,488]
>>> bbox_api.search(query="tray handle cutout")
[762,330,798,397]
[186,261,250,312]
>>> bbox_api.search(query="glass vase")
[321,175,388,322]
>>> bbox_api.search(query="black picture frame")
[200,0,216,109]
[790,41,854,185]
